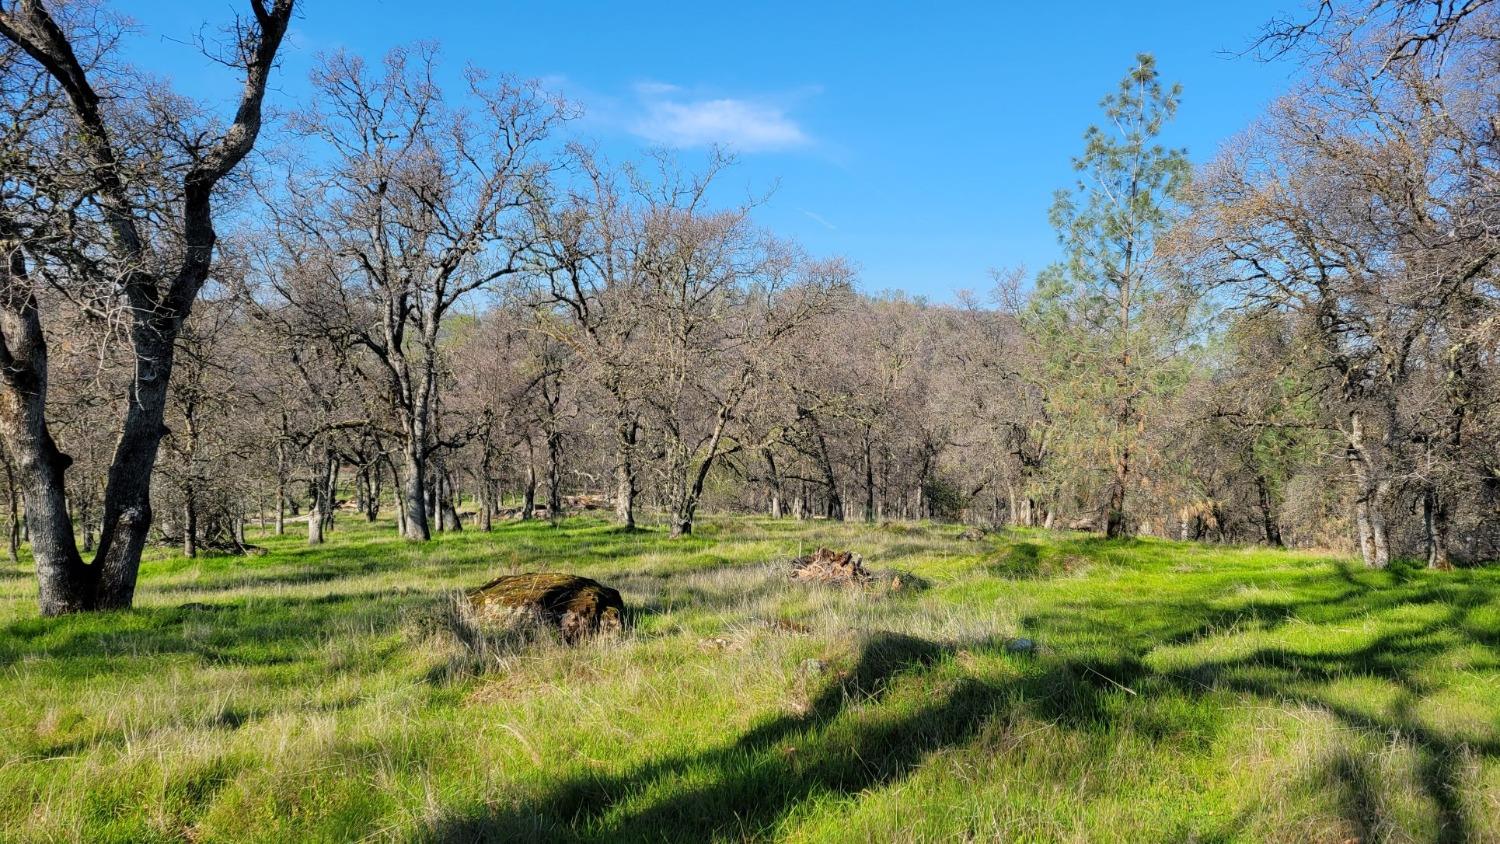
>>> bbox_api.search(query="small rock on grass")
[1005,637,1037,654]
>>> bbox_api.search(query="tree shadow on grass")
[430,556,1500,842]
[426,630,1004,842]
[425,632,1239,843]
[1019,561,1499,844]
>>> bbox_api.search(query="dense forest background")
[3,0,1499,615]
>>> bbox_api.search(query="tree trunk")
[522,458,538,522]
[479,481,493,531]
[670,405,735,538]
[307,448,338,546]
[0,300,181,613]
[1104,447,1129,539]
[353,466,367,519]
[400,443,430,541]
[307,497,324,545]
[863,429,876,523]
[274,436,287,536]
[2,452,17,565]
[1254,473,1283,547]
[365,465,381,522]
[1424,486,1452,570]
[763,448,783,519]
[430,468,444,531]
[439,467,462,532]
[182,487,197,558]
[796,407,843,521]
[14,432,90,615]
[913,453,931,521]
[546,430,564,522]
[90,317,183,609]
[613,417,638,529]
[477,439,496,531]
[1347,412,1390,568]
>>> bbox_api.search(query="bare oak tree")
[0,0,294,613]
[264,45,567,540]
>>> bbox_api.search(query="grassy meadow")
[0,514,1496,842]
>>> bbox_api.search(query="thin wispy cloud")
[629,82,811,152]
[801,209,837,230]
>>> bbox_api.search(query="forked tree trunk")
[669,404,734,538]
[5,308,181,613]
[0,0,292,617]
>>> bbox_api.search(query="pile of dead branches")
[789,547,872,586]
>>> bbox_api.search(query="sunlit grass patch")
[0,515,1496,841]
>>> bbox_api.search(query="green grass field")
[0,515,1496,842]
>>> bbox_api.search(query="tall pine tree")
[1035,54,1194,538]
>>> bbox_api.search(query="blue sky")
[124,0,1302,300]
